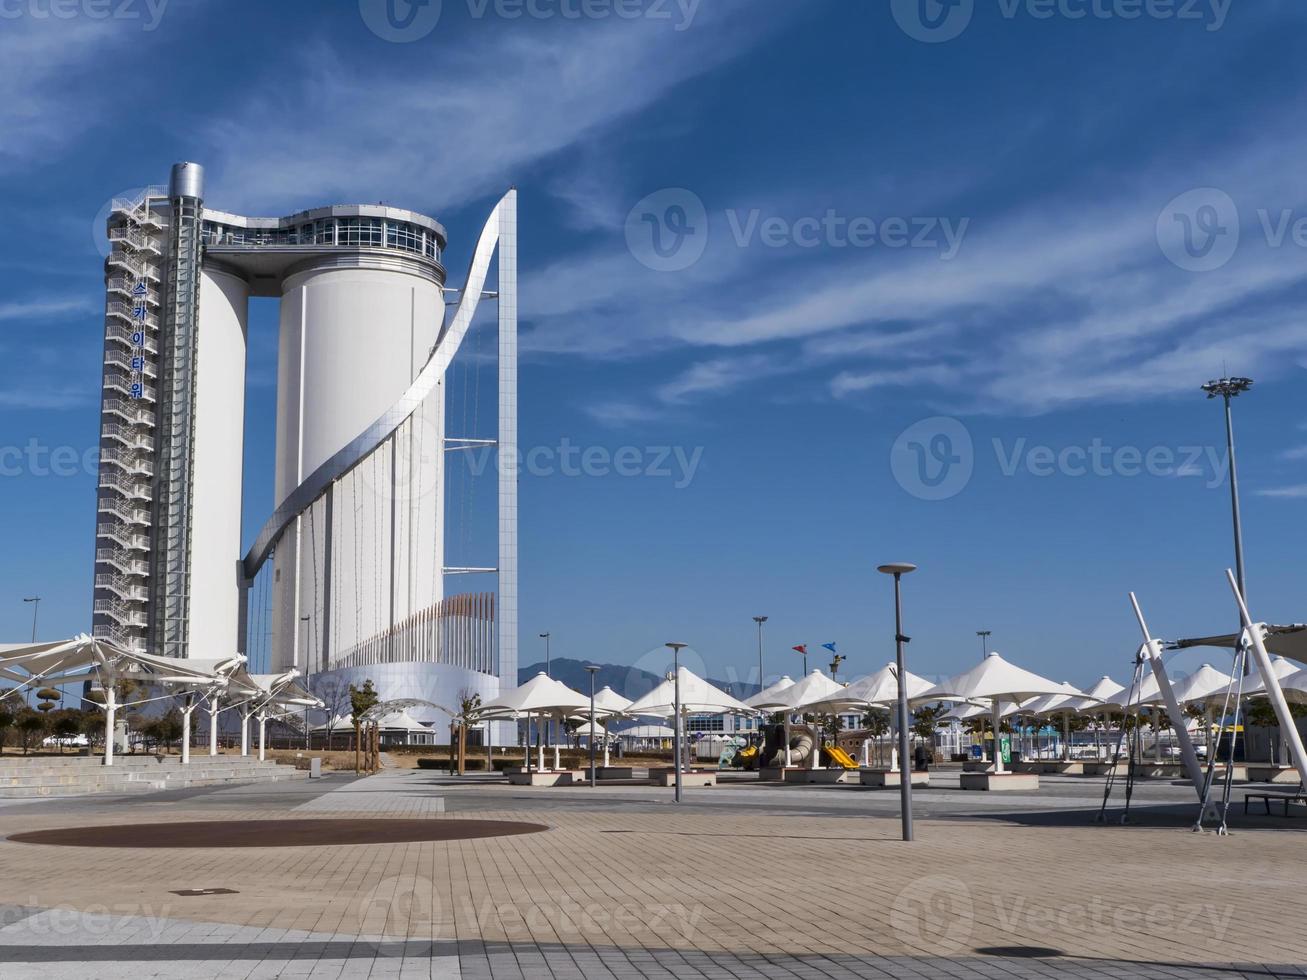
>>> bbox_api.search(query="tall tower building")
[92,163,518,735]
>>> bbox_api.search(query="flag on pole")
[821,642,837,654]
[792,644,807,655]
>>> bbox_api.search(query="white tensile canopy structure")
[745,676,796,710]
[746,669,843,770]
[797,663,938,713]
[1067,675,1126,714]
[226,670,322,761]
[1017,682,1096,762]
[1169,664,1235,708]
[589,686,634,718]
[1175,625,1307,665]
[925,652,1068,773]
[1244,658,1306,699]
[480,672,590,771]
[0,635,284,766]
[625,666,754,717]
[627,667,755,774]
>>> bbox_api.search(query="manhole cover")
[9,819,548,849]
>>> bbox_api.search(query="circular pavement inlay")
[8,818,549,848]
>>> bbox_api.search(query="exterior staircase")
[0,754,307,798]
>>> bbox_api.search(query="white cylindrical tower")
[187,265,249,657]
[271,256,445,673]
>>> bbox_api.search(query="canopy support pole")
[181,702,194,766]
[209,700,219,756]
[103,685,117,767]
[258,711,267,762]
[1130,592,1206,792]
[992,701,1004,774]
[240,708,250,757]
[1227,570,1307,787]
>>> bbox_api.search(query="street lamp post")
[666,642,687,804]
[752,616,767,695]
[878,562,918,843]
[300,615,310,750]
[539,633,551,749]
[585,664,600,786]
[1202,377,1252,603]
[976,630,991,661]
[22,596,40,643]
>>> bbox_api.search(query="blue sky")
[1,0,1305,691]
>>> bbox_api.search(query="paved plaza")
[0,767,1303,979]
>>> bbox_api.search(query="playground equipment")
[759,722,815,767]
[822,743,859,770]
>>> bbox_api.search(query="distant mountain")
[519,658,761,702]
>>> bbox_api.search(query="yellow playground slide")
[823,744,859,769]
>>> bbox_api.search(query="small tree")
[455,690,482,775]
[349,680,380,775]
[911,704,947,759]
[0,703,14,755]
[16,710,45,754]
[49,710,83,753]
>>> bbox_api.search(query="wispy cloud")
[0,299,96,321]
[1279,445,1307,461]
[0,386,93,410]
[203,5,787,215]
[1256,484,1307,499]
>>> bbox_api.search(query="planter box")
[962,760,994,773]
[1082,761,1127,777]
[505,769,577,786]
[960,771,1039,791]
[596,767,635,779]
[859,769,929,788]
[1246,764,1299,784]
[650,768,715,787]
[781,767,849,783]
[1040,761,1085,775]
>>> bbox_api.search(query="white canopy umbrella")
[625,666,754,717]
[1066,675,1126,714]
[590,686,634,718]
[1016,682,1093,763]
[751,669,843,770]
[574,720,608,737]
[1249,665,1307,704]
[1242,657,1300,697]
[480,672,589,771]
[1169,664,1235,707]
[745,675,796,710]
[926,652,1068,774]
[797,663,939,713]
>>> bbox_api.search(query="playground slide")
[760,723,815,767]
[823,744,859,770]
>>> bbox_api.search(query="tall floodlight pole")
[22,596,40,643]
[976,630,991,660]
[666,642,687,804]
[878,563,918,843]
[585,664,600,786]
[1202,377,1252,603]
